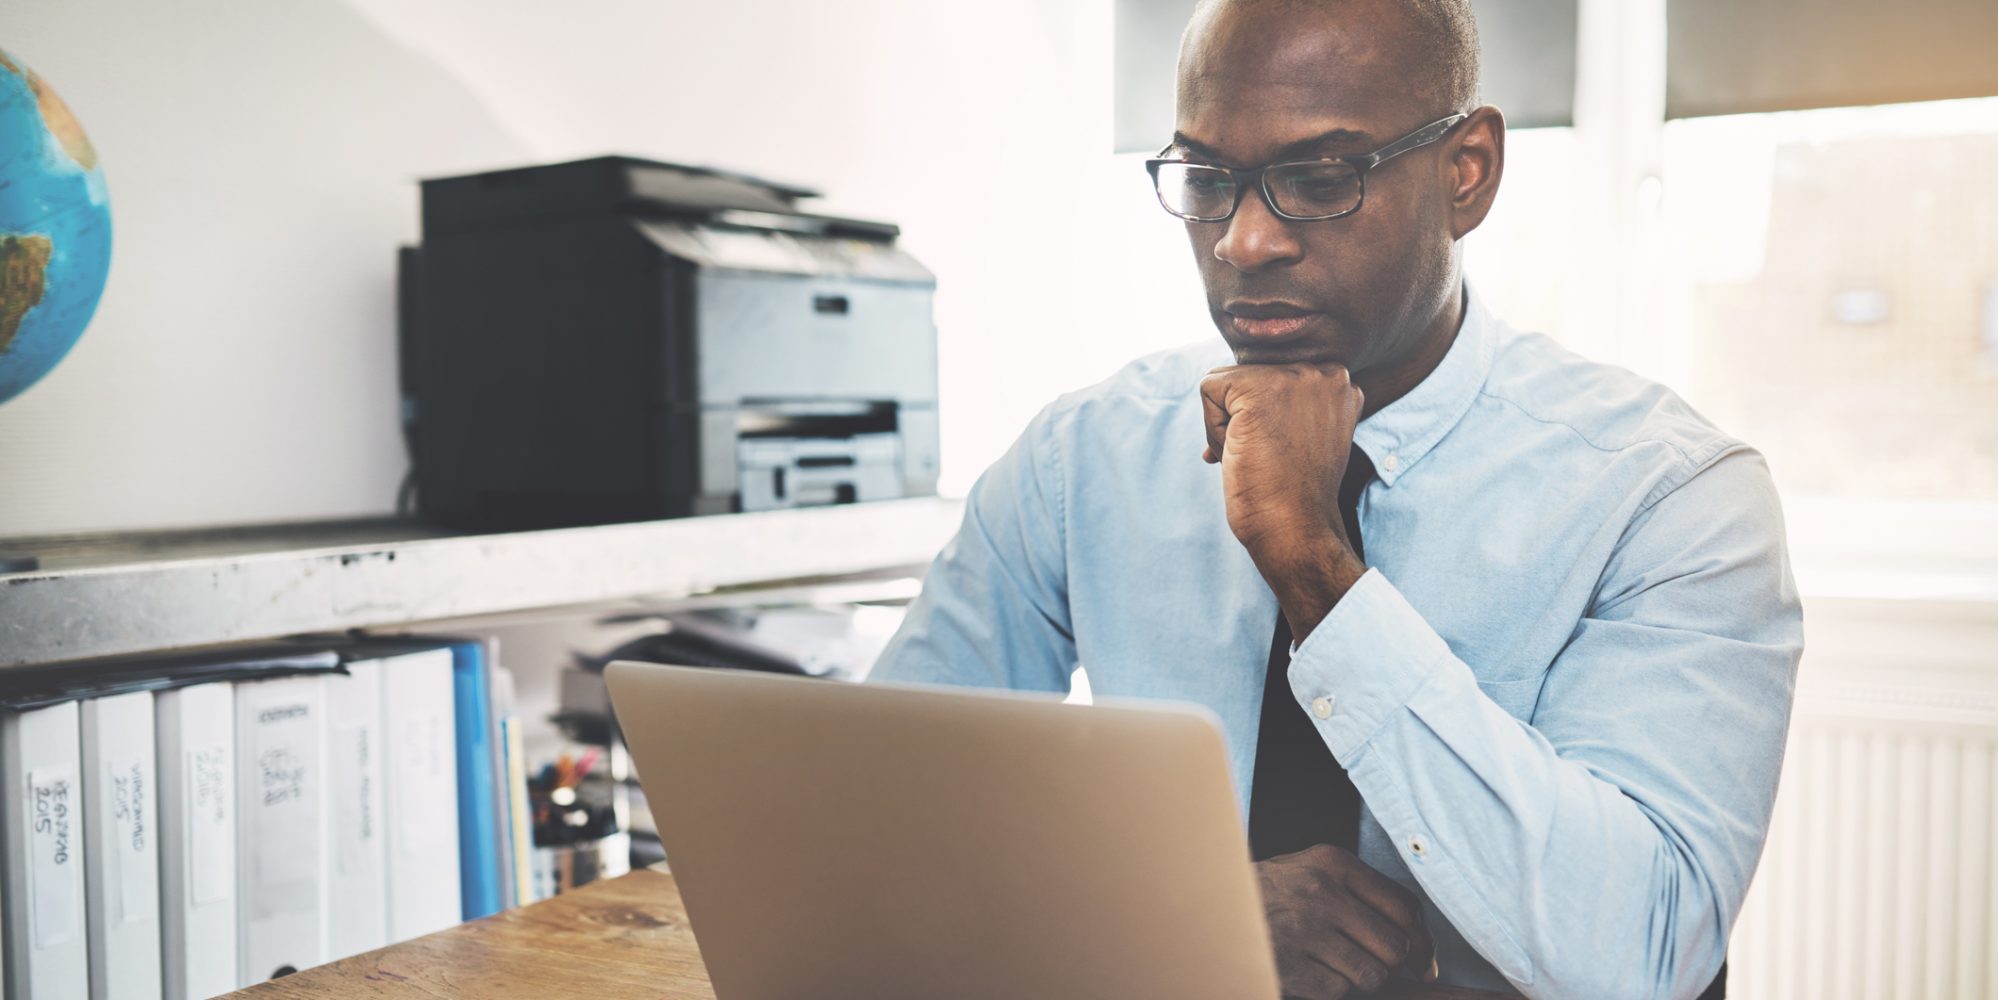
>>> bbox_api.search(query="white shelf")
[0,498,963,669]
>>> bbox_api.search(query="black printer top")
[421,156,895,240]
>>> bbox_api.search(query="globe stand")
[0,552,39,573]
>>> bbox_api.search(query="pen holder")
[532,830,632,899]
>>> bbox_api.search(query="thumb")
[1200,380,1232,463]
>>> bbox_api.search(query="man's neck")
[1354,284,1466,420]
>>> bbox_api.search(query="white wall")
[0,0,1215,537]
[1,0,530,535]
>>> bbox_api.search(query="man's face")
[1173,1,1460,370]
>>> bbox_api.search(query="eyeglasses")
[1146,113,1469,223]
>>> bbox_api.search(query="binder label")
[332,721,379,876]
[187,744,233,906]
[26,767,81,948]
[394,712,454,855]
[251,699,319,920]
[108,756,153,923]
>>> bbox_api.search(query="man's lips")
[1225,301,1322,340]
[1229,314,1318,338]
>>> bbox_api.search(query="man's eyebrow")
[1167,128,1377,164]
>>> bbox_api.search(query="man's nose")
[1212,184,1304,273]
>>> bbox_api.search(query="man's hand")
[1200,363,1368,637]
[1259,844,1438,998]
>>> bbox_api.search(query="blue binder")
[449,640,505,921]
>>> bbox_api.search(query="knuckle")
[1326,967,1360,998]
[1306,866,1338,895]
[1275,951,1318,987]
[1281,957,1344,1000]
[1353,961,1390,992]
[1386,932,1411,964]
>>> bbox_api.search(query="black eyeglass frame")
[1145,112,1471,223]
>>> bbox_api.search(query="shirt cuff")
[1285,567,1473,762]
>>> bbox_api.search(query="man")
[870,0,1803,997]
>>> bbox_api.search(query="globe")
[0,48,110,406]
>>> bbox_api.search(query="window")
[1661,97,1998,502]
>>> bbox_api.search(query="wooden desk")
[228,869,1505,999]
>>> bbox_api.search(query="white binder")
[324,662,388,960]
[377,647,461,942]
[82,691,165,1000]
[234,674,328,984]
[1,701,89,1000]
[156,683,240,1000]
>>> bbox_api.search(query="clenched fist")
[1200,362,1368,638]
[1259,844,1438,998]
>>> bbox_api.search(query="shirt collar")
[1353,284,1497,487]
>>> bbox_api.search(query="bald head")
[1181,0,1481,118]
[1162,0,1507,386]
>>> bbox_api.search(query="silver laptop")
[605,661,1281,1000]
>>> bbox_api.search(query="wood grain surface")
[223,869,1507,999]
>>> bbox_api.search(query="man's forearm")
[1281,570,1789,998]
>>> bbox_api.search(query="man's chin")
[1226,341,1349,367]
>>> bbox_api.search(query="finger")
[1329,898,1413,973]
[1299,362,1364,425]
[1339,866,1435,976]
[1276,947,1358,1000]
[1328,368,1363,422]
[1297,929,1394,994]
[1198,375,1233,461]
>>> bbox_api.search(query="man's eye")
[1279,170,1359,204]
[1293,180,1351,199]
[1185,172,1227,192]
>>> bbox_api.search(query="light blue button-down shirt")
[870,287,1804,999]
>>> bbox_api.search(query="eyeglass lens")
[1153,160,1364,221]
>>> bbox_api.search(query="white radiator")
[1729,597,1998,1000]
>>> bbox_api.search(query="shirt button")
[1409,836,1428,858]
[1382,453,1400,473]
[1310,696,1333,720]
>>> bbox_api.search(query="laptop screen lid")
[605,661,1281,1000]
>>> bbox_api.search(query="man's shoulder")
[1478,324,1747,481]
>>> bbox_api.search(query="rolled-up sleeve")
[1285,449,1804,999]
[868,406,1077,694]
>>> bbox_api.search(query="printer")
[406,156,940,529]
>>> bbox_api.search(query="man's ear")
[1446,106,1506,240]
